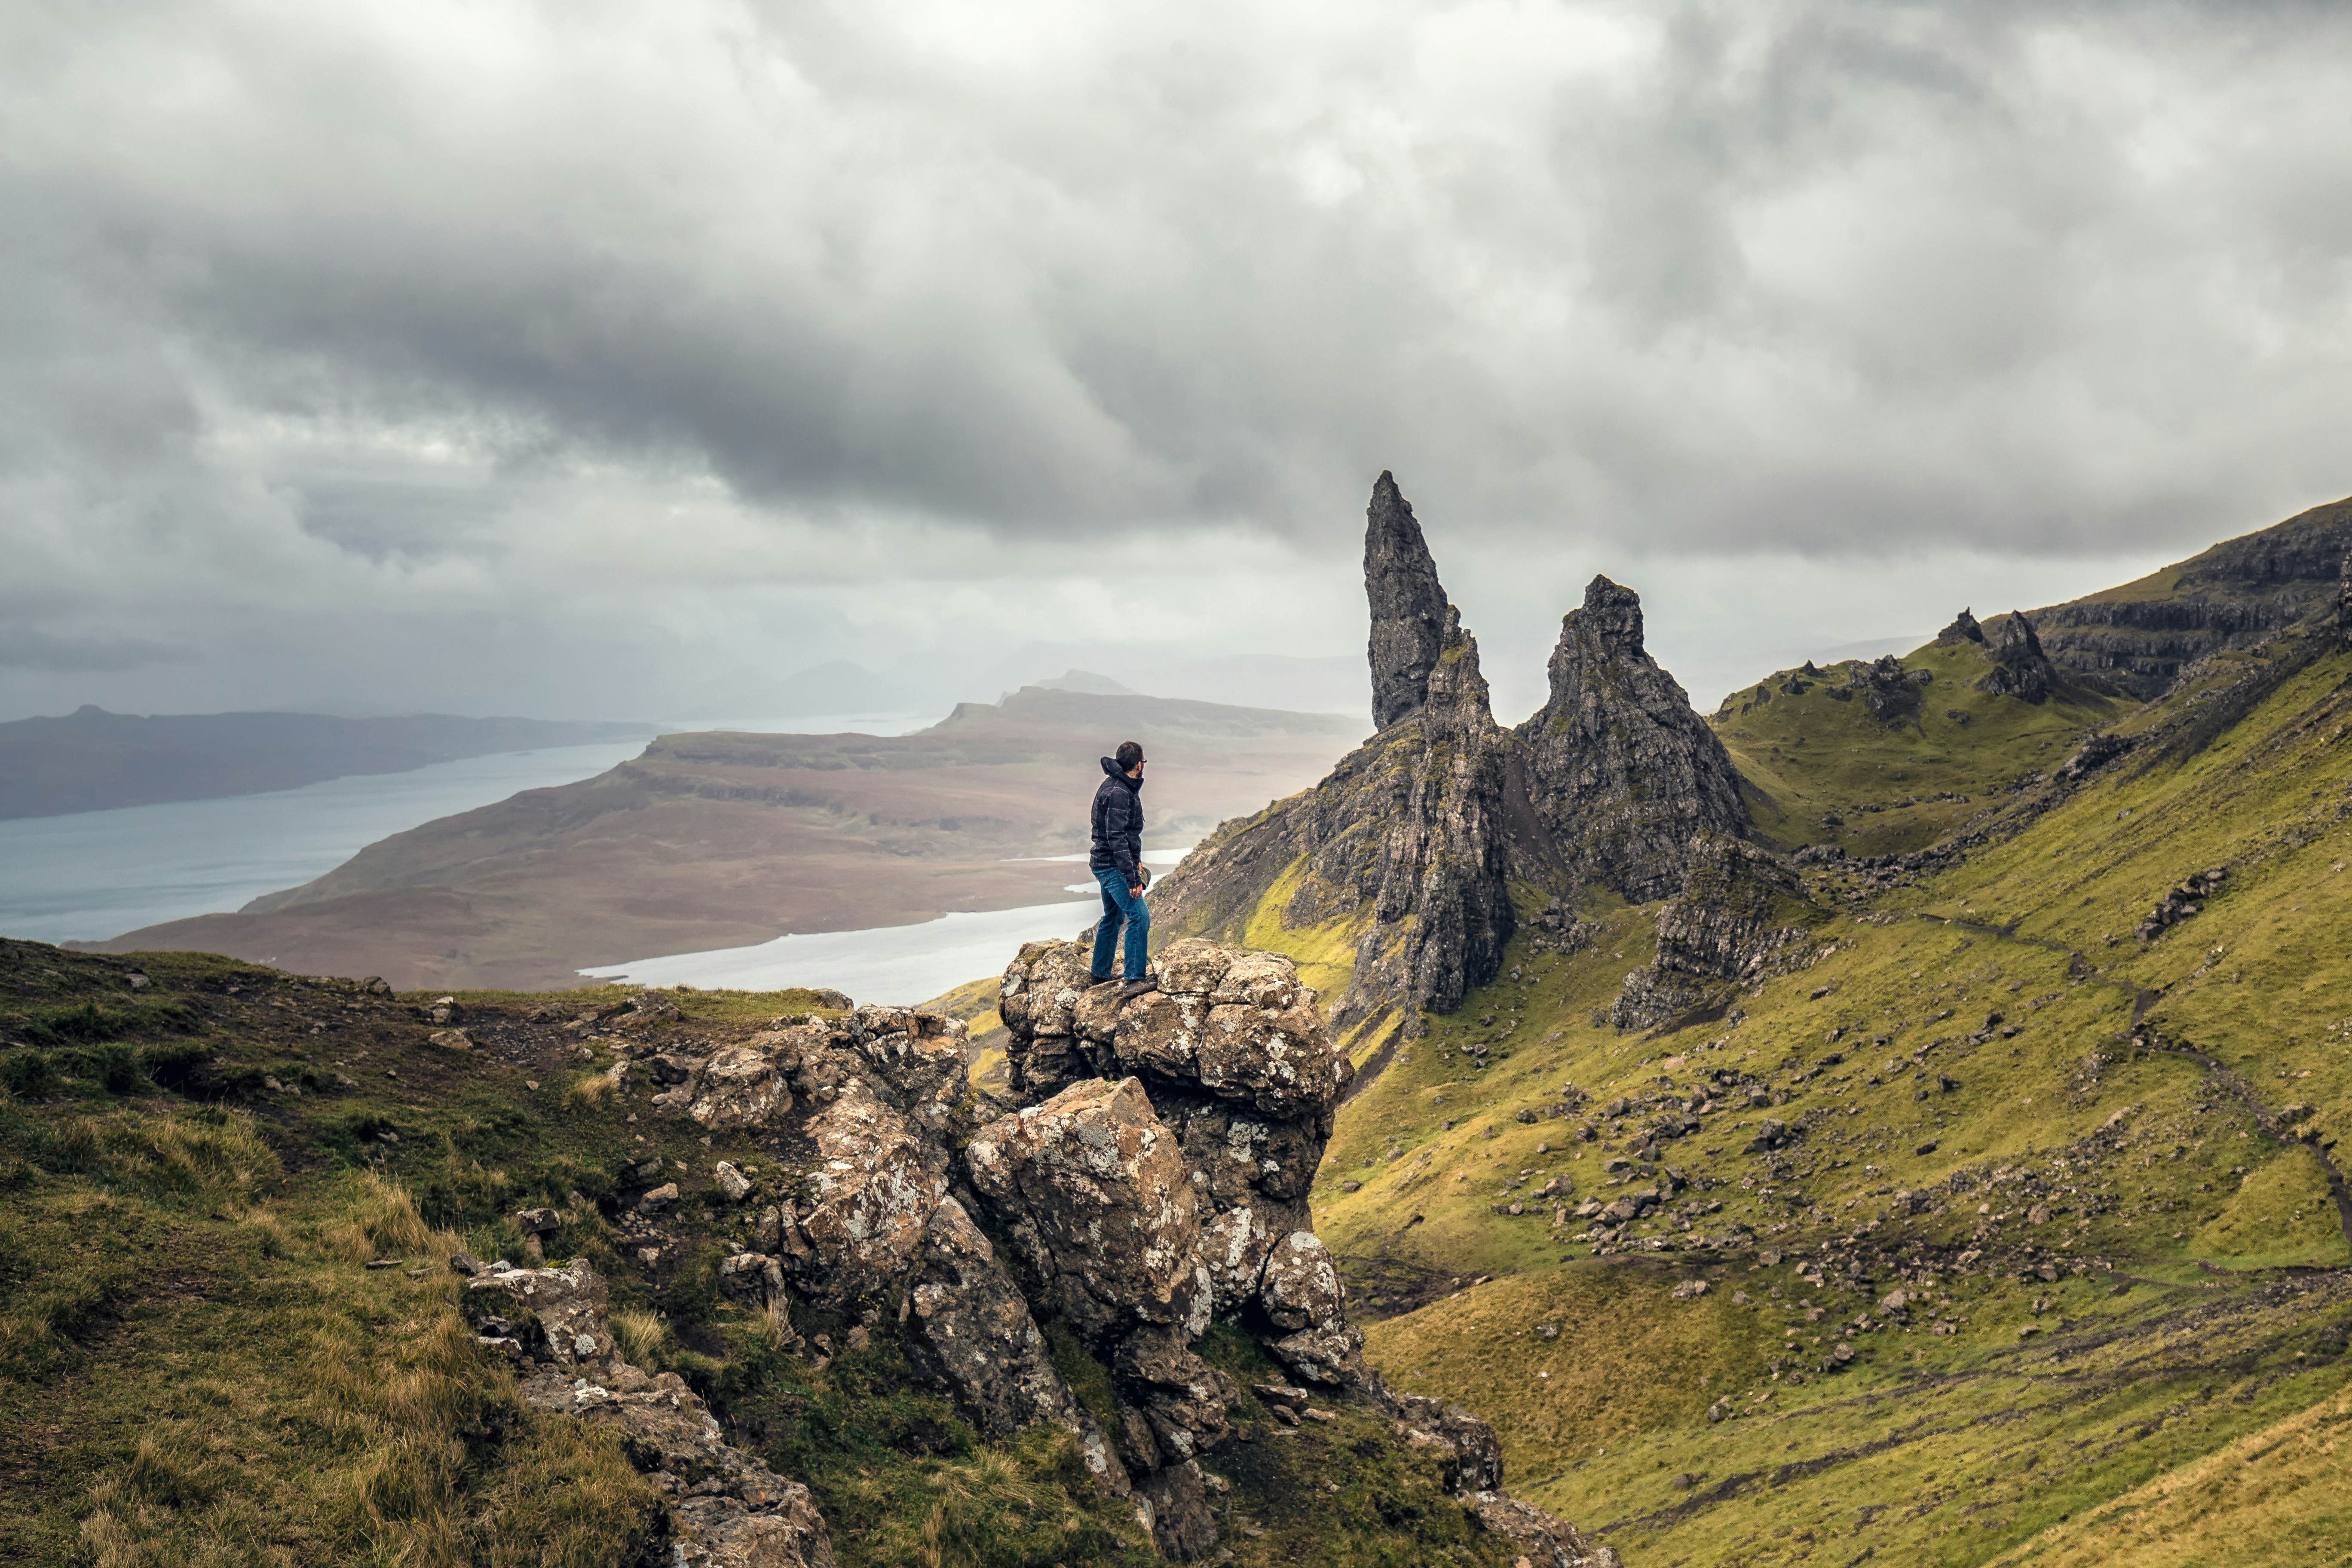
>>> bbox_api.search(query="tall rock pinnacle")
[1364,472,1450,730]
[1514,575,1752,903]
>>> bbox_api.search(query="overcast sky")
[5,0,2350,726]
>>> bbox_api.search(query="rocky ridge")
[2014,495,2352,698]
[520,944,1614,1564]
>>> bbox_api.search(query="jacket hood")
[1099,756,1142,786]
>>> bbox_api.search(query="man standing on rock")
[1089,740,1156,998]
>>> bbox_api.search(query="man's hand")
[1129,884,1144,900]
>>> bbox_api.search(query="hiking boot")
[1118,978,1158,1003]
[1089,972,1115,986]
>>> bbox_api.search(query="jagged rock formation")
[1150,483,1517,1028]
[1365,470,1452,730]
[462,1259,835,1568]
[1978,611,2056,702]
[1155,474,1755,1030]
[579,946,1610,1563]
[1937,608,1986,644]
[2020,495,2352,696]
[1847,653,1931,721]
[1610,837,1829,1031]
[995,939,1614,1563]
[1514,576,1753,901]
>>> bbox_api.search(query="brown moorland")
[86,686,1360,992]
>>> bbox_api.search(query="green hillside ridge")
[1259,615,2352,1563]
[1709,635,2126,859]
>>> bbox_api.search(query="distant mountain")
[1028,668,1138,695]
[0,706,653,820]
[91,686,1364,990]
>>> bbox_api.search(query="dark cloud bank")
[3,0,2349,723]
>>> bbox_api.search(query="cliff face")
[1514,576,1753,903]
[1155,475,1765,1031]
[2021,496,2352,697]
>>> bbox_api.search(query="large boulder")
[996,941,1116,1101]
[686,1043,793,1130]
[1257,1231,1343,1331]
[783,1079,949,1305]
[1111,939,1350,1119]
[839,1006,969,1130]
[963,1076,1210,1341]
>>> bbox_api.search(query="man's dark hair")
[1115,740,1144,771]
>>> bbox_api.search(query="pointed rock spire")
[1938,608,1986,644]
[1513,575,1751,903]
[1980,611,2054,702]
[1364,472,1451,731]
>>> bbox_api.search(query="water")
[581,899,1104,1004]
[0,711,937,945]
[582,848,1194,1004]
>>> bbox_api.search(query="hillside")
[0,937,1606,1567]
[86,688,1362,992]
[1143,479,2352,1565]
[0,706,652,820]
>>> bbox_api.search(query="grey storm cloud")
[2,0,2350,719]
[0,628,189,675]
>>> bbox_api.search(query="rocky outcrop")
[1365,469,1452,731]
[1150,475,1518,1027]
[784,1078,949,1305]
[462,1260,834,1568]
[1158,476,1776,1031]
[1850,653,1931,722]
[1937,607,1986,644]
[1513,575,1753,903]
[901,1195,1121,1484]
[965,1076,1213,1345]
[997,939,1351,1332]
[1611,837,1826,1031]
[991,938,1605,1562]
[1979,612,2056,703]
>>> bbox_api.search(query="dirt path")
[1916,911,2352,1255]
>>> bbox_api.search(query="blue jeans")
[1091,866,1150,982]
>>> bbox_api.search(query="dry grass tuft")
[610,1306,669,1368]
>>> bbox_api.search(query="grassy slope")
[1271,636,2352,1565]
[1711,638,2126,857]
[0,949,1523,1568]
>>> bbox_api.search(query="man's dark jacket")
[1088,757,1144,880]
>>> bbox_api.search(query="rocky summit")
[1513,574,1751,903]
[1155,474,1769,1037]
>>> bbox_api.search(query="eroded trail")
[1916,911,2352,1255]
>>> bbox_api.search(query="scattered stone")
[714,1161,752,1202]
[462,1261,831,1567]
